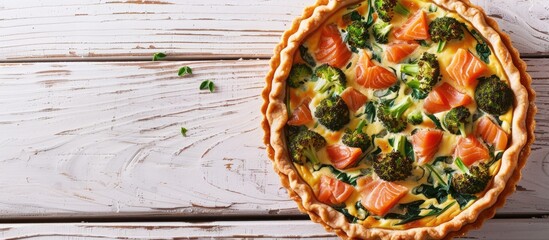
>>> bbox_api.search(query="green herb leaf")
[152,52,166,61]
[178,66,192,76]
[181,127,188,137]
[199,80,215,93]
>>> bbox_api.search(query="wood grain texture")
[0,0,548,62]
[0,59,547,218]
[0,219,548,239]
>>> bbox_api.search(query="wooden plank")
[0,0,548,62]
[0,218,548,239]
[0,58,547,219]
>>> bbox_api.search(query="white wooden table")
[0,0,548,238]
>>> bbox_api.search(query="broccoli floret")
[287,64,313,88]
[288,128,327,165]
[407,110,423,125]
[443,106,471,137]
[286,125,305,138]
[377,96,413,133]
[401,52,441,99]
[374,135,413,181]
[315,95,351,131]
[342,120,371,151]
[374,0,396,22]
[475,75,513,115]
[346,21,370,49]
[452,158,491,194]
[372,19,393,44]
[374,0,408,22]
[428,17,464,52]
[314,64,347,96]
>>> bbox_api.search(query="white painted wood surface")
[0,0,548,62]
[0,0,548,238]
[0,219,548,239]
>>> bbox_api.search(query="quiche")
[262,0,535,239]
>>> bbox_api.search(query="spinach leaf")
[418,39,431,47]
[426,114,443,130]
[342,10,363,23]
[404,136,415,162]
[365,1,375,27]
[313,164,364,186]
[487,145,504,166]
[384,200,455,225]
[414,175,476,209]
[476,43,491,64]
[364,101,377,123]
[413,183,449,204]
[464,27,491,64]
[299,45,316,67]
[335,201,369,223]
[335,207,356,223]
[432,156,452,166]
[371,52,382,63]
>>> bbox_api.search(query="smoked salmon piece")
[394,10,430,41]
[454,135,490,166]
[326,144,363,169]
[356,53,398,89]
[437,82,472,107]
[386,41,419,63]
[446,48,488,88]
[423,83,472,114]
[287,99,312,126]
[476,116,509,151]
[340,87,368,112]
[317,175,354,205]
[315,24,352,68]
[411,129,444,164]
[359,179,408,216]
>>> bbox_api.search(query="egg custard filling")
[284,0,515,229]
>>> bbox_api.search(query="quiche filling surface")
[285,0,514,229]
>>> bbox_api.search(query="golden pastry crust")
[261,0,536,239]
